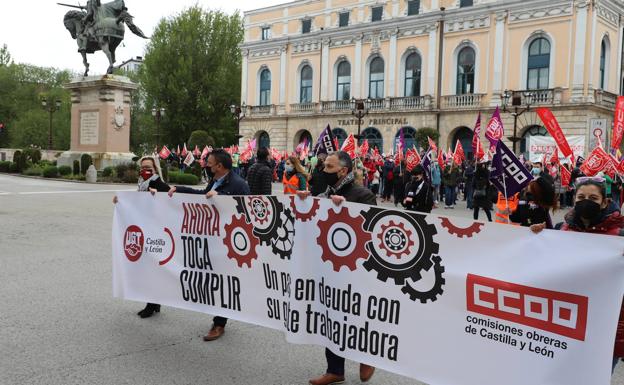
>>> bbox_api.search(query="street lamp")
[351,98,370,142]
[501,90,534,154]
[151,107,165,148]
[230,103,246,143]
[41,97,62,151]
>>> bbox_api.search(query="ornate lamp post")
[230,103,246,143]
[151,107,165,148]
[501,90,534,154]
[41,97,61,151]
[351,98,370,141]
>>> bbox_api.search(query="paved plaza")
[1,174,622,385]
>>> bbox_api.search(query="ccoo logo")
[124,225,144,262]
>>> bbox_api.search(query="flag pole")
[502,173,510,224]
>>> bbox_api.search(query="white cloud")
[1,0,284,74]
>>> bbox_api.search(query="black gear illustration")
[401,255,445,303]
[234,196,284,246]
[248,196,271,225]
[271,208,296,260]
[439,217,484,238]
[361,207,439,285]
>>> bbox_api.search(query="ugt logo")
[124,225,144,262]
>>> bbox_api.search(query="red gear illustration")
[439,217,484,238]
[224,214,260,268]
[317,207,371,272]
[376,220,415,259]
[289,196,320,222]
[247,196,272,225]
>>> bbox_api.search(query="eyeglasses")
[576,176,605,184]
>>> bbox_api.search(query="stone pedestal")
[58,74,138,170]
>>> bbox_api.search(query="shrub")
[168,171,179,183]
[73,159,80,175]
[13,151,26,172]
[24,166,43,176]
[12,150,22,164]
[102,166,114,177]
[9,162,19,173]
[122,169,138,183]
[39,160,53,168]
[175,173,199,185]
[80,154,93,175]
[42,166,59,178]
[24,148,42,164]
[0,161,10,172]
[188,130,215,149]
[58,165,72,176]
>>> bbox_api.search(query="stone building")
[239,0,624,158]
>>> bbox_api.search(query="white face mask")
[285,165,294,173]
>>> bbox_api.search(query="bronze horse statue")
[62,0,147,76]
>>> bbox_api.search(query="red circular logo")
[124,225,144,262]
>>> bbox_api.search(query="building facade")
[239,0,624,158]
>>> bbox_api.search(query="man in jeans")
[442,161,460,209]
[167,149,250,341]
[246,147,273,195]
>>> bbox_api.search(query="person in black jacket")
[309,153,329,196]
[167,149,250,341]
[245,147,273,195]
[509,177,557,232]
[472,162,493,221]
[113,156,171,319]
[302,151,376,385]
[402,165,434,213]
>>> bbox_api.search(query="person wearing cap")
[402,165,434,213]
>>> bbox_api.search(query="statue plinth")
[58,74,138,170]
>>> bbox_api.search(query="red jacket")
[560,209,624,357]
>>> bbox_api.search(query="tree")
[140,7,243,148]
[188,130,215,149]
[415,127,440,150]
[0,44,12,67]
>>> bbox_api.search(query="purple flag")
[313,125,338,155]
[421,149,432,181]
[489,141,533,198]
[485,106,504,148]
[399,127,406,155]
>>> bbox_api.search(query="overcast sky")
[1,0,285,74]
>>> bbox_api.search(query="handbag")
[474,188,486,198]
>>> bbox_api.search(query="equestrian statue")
[61,0,148,76]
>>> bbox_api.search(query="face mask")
[525,192,534,202]
[206,167,215,179]
[574,199,602,221]
[140,170,153,180]
[285,165,294,173]
[324,170,340,187]
[531,168,541,175]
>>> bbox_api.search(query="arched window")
[336,61,351,100]
[520,125,547,158]
[600,38,607,90]
[300,65,313,103]
[369,57,385,99]
[258,131,270,149]
[395,127,417,151]
[456,47,475,94]
[452,127,474,160]
[361,127,383,153]
[404,53,421,97]
[332,128,348,148]
[259,69,271,106]
[295,130,313,150]
[527,38,550,90]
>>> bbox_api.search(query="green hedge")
[73,160,80,175]
[169,171,199,185]
[58,165,72,176]
[102,166,114,177]
[42,166,59,178]
[9,162,19,173]
[24,166,43,176]
[0,161,10,172]
[80,154,93,175]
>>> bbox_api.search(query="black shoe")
[137,303,160,318]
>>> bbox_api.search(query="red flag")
[158,145,171,160]
[549,147,559,165]
[472,112,482,156]
[476,140,485,161]
[453,140,465,165]
[437,150,445,169]
[428,136,438,152]
[406,149,421,171]
[542,150,548,167]
[618,158,624,174]
[580,146,611,176]
[359,139,370,156]
[570,153,576,168]
[341,133,357,159]
[201,146,210,159]
[536,107,573,158]
[176,145,180,156]
[560,165,571,187]
[612,96,624,150]
[181,143,188,157]
[333,137,340,152]
[193,145,201,157]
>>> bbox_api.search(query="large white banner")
[113,192,624,385]
[528,135,585,163]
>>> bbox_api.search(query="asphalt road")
[0,174,622,385]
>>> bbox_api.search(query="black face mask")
[574,199,602,222]
[206,168,215,179]
[525,192,534,202]
[324,171,340,187]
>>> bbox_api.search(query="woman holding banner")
[282,156,308,194]
[508,177,557,233]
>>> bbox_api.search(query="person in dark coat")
[382,158,395,201]
[472,162,492,221]
[301,151,376,385]
[393,161,407,207]
[509,177,557,232]
[167,149,250,342]
[464,161,475,209]
[309,153,329,196]
[402,165,434,213]
[245,147,273,195]
[113,156,171,318]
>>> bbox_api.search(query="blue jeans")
[465,184,474,209]
[445,186,456,207]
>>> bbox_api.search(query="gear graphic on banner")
[234,196,285,247]
[361,208,439,285]
[317,206,371,272]
[289,196,321,222]
[401,255,445,303]
[247,196,272,225]
[224,214,260,268]
[271,208,296,260]
[439,217,484,238]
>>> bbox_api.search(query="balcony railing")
[441,93,485,108]
[290,103,317,113]
[512,89,555,105]
[389,96,432,111]
[249,105,272,116]
[366,99,385,111]
[595,89,617,109]
[321,100,352,113]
